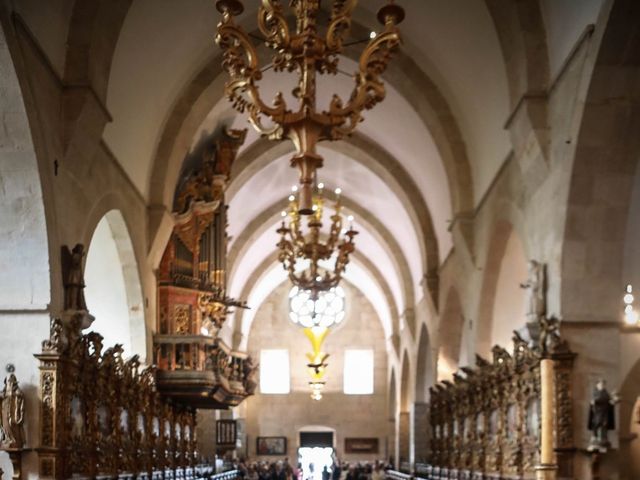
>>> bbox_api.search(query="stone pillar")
[388,417,396,464]
[196,410,217,462]
[411,402,429,465]
[535,358,557,480]
[397,412,410,470]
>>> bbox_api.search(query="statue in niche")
[0,372,25,449]
[588,379,619,451]
[61,244,88,312]
[520,260,546,323]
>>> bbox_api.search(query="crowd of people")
[235,459,391,480]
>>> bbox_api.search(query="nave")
[1,1,640,479]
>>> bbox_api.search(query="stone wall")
[242,282,390,462]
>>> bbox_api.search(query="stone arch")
[485,0,550,159]
[63,0,132,102]
[0,17,50,312]
[145,20,475,286]
[85,209,147,360]
[556,5,640,474]
[227,134,439,287]
[560,0,640,323]
[226,194,413,321]
[615,101,640,480]
[619,358,640,479]
[230,252,399,351]
[0,14,53,477]
[400,351,412,413]
[389,368,398,420]
[147,37,472,214]
[415,324,435,403]
[485,0,549,106]
[477,221,528,357]
[397,351,412,464]
[437,288,465,381]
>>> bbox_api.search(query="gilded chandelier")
[277,183,357,295]
[215,0,405,214]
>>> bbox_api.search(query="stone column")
[535,358,557,480]
[397,412,410,470]
[411,402,429,465]
[196,410,217,462]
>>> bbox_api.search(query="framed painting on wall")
[257,436,287,455]
[344,438,379,454]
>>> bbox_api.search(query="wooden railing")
[153,335,257,408]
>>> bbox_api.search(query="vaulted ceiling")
[14,0,606,345]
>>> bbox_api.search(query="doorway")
[298,447,334,480]
[298,430,335,480]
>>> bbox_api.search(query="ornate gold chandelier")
[278,183,355,400]
[215,0,405,214]
[277,183,357,294]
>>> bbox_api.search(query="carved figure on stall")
[588,379,619,451]
[538,316,561,355]
[520,260,546,322]
[61,244,88,311]
[0,373,25,449]
[42,318,64,353]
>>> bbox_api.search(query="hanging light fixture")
[215,0,405,214]
[623,284,638,325]
[277,183,357,295]
[289,285,345,401]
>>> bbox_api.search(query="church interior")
[1,0,640,479]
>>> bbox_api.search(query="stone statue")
[588,379,619,451]
[242,357,258,395]
[61,244,87,311]
[0,373,25,449]
[520,260,546,323]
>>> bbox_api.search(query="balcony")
[154,336,256,409]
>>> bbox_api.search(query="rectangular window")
[343,349,374,394]
[259,349,290,394]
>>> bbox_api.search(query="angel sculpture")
[61,244,88,311]
[0,373,25,449]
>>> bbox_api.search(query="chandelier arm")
[258,1,291,50]
[290,215,304,244]
[333,243,351,280]
[216,22,260,76]
[217,21,291,137]
[326,27,402,137]
[325,0,357,52]
[325,214,342,251]
[224,77,289,123]
[248,107,284,139]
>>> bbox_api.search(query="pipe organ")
[154,127,256,408]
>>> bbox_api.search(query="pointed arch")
[416,324,435,402]
[85,209,147,360]
[389,368,398,420]
[400,351,412,413]
[477,221,528,356]
[438,288,465,381]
